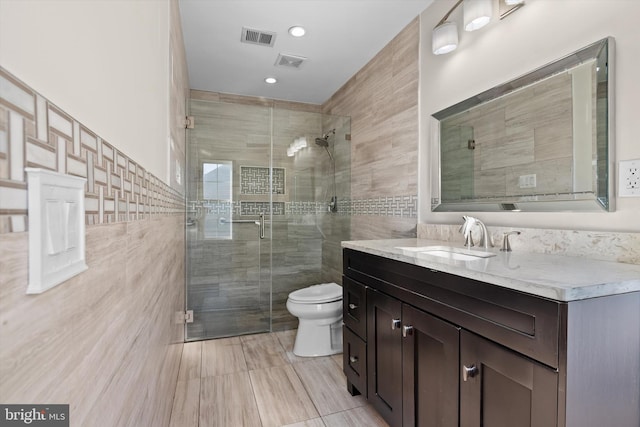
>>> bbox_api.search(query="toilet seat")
[288,282,342,304]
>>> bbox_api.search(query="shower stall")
[185,97,351,340]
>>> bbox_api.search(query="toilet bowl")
[286,282,343,357]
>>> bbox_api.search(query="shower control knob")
[348,303,358,310]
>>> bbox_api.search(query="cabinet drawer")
[343,276,367,339]
[343,327,367,397]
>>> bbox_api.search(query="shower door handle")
[219,215,265,239]
[259,212,265,239]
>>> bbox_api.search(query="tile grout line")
[245,360,266,427]
[244,334,283,427]
[197,342,203,427]
[289,360,327,426]
[279,332,332,426]
[239,336,251,373]
[167,344,185,426]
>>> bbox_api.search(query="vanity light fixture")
[288,26,306,37]
[432,0,524,55]
[432,21,459,55]
[432,0,463,55]
[264,77,277,84]
[464,0,492,31]
[500,0,525,19]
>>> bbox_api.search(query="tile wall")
[0,56,185,426]
[322,17,421,241]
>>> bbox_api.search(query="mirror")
[430,37,614,212]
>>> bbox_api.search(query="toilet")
[286,282,343,357]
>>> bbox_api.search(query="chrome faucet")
[500,231,521,252]
[460,216,493,250]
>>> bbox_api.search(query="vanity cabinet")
[342,247,640,427]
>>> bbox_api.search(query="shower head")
[315,137,329,147]
[315,129,336,147]
[315,132,335,162]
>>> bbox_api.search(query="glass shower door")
[185,99,272,340]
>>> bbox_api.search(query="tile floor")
[169,330,389,427]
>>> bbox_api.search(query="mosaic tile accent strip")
[286,201,325,215]
[0,67,184,233]
[241,201,285,216]
[345,195,417,218]
[188,197,416,218]
[189,200,240,216]
[190,200,328,216]
[240,166,285,195]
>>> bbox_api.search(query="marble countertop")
[342,238,640,302]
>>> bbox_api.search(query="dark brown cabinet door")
[460,330,558,427]
[367,288,403,427]
[402,304,460,427]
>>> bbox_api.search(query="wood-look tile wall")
[0,1,188,423]
[0,217,185,426]
[322,17,420,239]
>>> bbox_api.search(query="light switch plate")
[619,159,640,197]
[26,168,88,294]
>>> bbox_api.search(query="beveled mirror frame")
[430,37,614,212]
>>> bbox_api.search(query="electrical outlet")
[519,174,537,189]
[619,159,640,197]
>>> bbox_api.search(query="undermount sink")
[395,245,496,261]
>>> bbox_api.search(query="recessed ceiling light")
[288,26,306,37]
[265,77,277,84]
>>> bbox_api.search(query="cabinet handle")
[391,318,401,330]
[348,303,357,310]
[402,325,414,337]
[462,364,478,381]
[349,356,358,363]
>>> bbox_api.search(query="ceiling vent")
[241,27,276,47]
[275,53,307,69]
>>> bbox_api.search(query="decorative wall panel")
[0,68,184,234]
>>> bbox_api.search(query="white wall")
[0,0,170,182]
[419,0,640,232]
